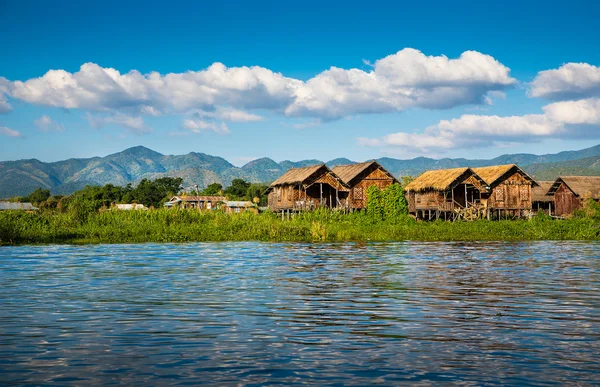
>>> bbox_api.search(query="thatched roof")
[472,164,538,187]
[405,167,486,192]
[531,181,554,202]
[332,160,398,185]
[269,164,326,187]
[548,176,600,198]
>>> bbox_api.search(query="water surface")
[1,242,599,385]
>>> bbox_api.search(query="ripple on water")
[0,241,599,386]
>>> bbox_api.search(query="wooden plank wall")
[484,172,532,210]
[348,167,395,209]
[554,183,581,216]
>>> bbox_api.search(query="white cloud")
[286,49,516,120]
[0,126,23,137]
[543,98,600,125]
[193,107,264,122]
[360,98,600,153]
[182,116,230,135]
[4,49,516,122]
[34,115,65,132]
[530,63,600,100]
[0,77,12,113]
[87,113,151,134]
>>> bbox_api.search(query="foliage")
[365,184,409,222]
[21,187,51,204]
[223,179,251,199]
[201,183,223,195]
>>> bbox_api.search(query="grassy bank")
[1,208,599,245]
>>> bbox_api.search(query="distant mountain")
[2,144,600,198]
[326,158,355,167]
[523,156,600,180]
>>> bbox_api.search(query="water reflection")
[0,241,599,385]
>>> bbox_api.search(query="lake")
[1,242,599,386]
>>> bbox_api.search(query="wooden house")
[472,164,538,219]
[332,160,399,210]
[163,195,226,210]
[547,176,600,217]
[531,181,555,215]
[266,164,349,212]
[405,167,489,220]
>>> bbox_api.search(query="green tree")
[224,179,250,200]
[202,183,223,195]
[26,187,51,204]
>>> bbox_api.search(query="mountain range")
[2,144,600,198]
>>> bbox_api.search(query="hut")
[547,176,600,217]
[332,160,399,210]
[531,181,555,215]
[404,167,489,220]
[266,164,349,212]
[223,201,258,214]
[163,195,226,210]
[472,164,538,219]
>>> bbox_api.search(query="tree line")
[13,177,270,211]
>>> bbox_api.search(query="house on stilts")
[332,161,399,210]
[405,167,489,221]
[266,164,349,212]
[531,181,555,215]
[546,176,600,217]
[472,164,538,219]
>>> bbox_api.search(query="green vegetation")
[2,183,599,245]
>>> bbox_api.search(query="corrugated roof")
[268,164,326,187]
[0,202,39,210]
[548,176,600,198]
[225,201,255,207]
[405,167,475,192]
[472,164,538,186]
[531,181,554,202]
[332,160,398,185]
[171,196,226,202]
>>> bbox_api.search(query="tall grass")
[1,208,599,245]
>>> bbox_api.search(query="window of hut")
[354,187,363,200]
[496,189,504,201]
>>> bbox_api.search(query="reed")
[1,208,599,245]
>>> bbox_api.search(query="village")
[152,160,600,220]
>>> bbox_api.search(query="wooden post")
[320,183,323,207]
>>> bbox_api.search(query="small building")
[266,164,349,212]
[332,160,399,210]
[472,164,538,219]
[164,195,226,210]
[531,181,555,215]
[0,202,39,211]
[114,203,147,211]
[223,201,258,214]
[547,176,600,217]
[405,167,489,220]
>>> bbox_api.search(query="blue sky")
[1,0,600,165]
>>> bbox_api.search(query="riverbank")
[1,209,599,245]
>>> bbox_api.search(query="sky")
[1,0,600,166]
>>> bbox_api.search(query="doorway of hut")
[452,184,481,208]
[305,183,347,209]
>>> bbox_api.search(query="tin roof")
[0,202,39,210]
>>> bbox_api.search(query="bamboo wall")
[347,167,395,209]
[483,172,532,210]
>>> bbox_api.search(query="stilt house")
[472,164,538,219]
[531,181,555,215]
[266,164,349,212]
[332,161,399,210]
[547,176,600,216]
[405,167,489,220]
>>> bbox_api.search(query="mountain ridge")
[2,144,600,198]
